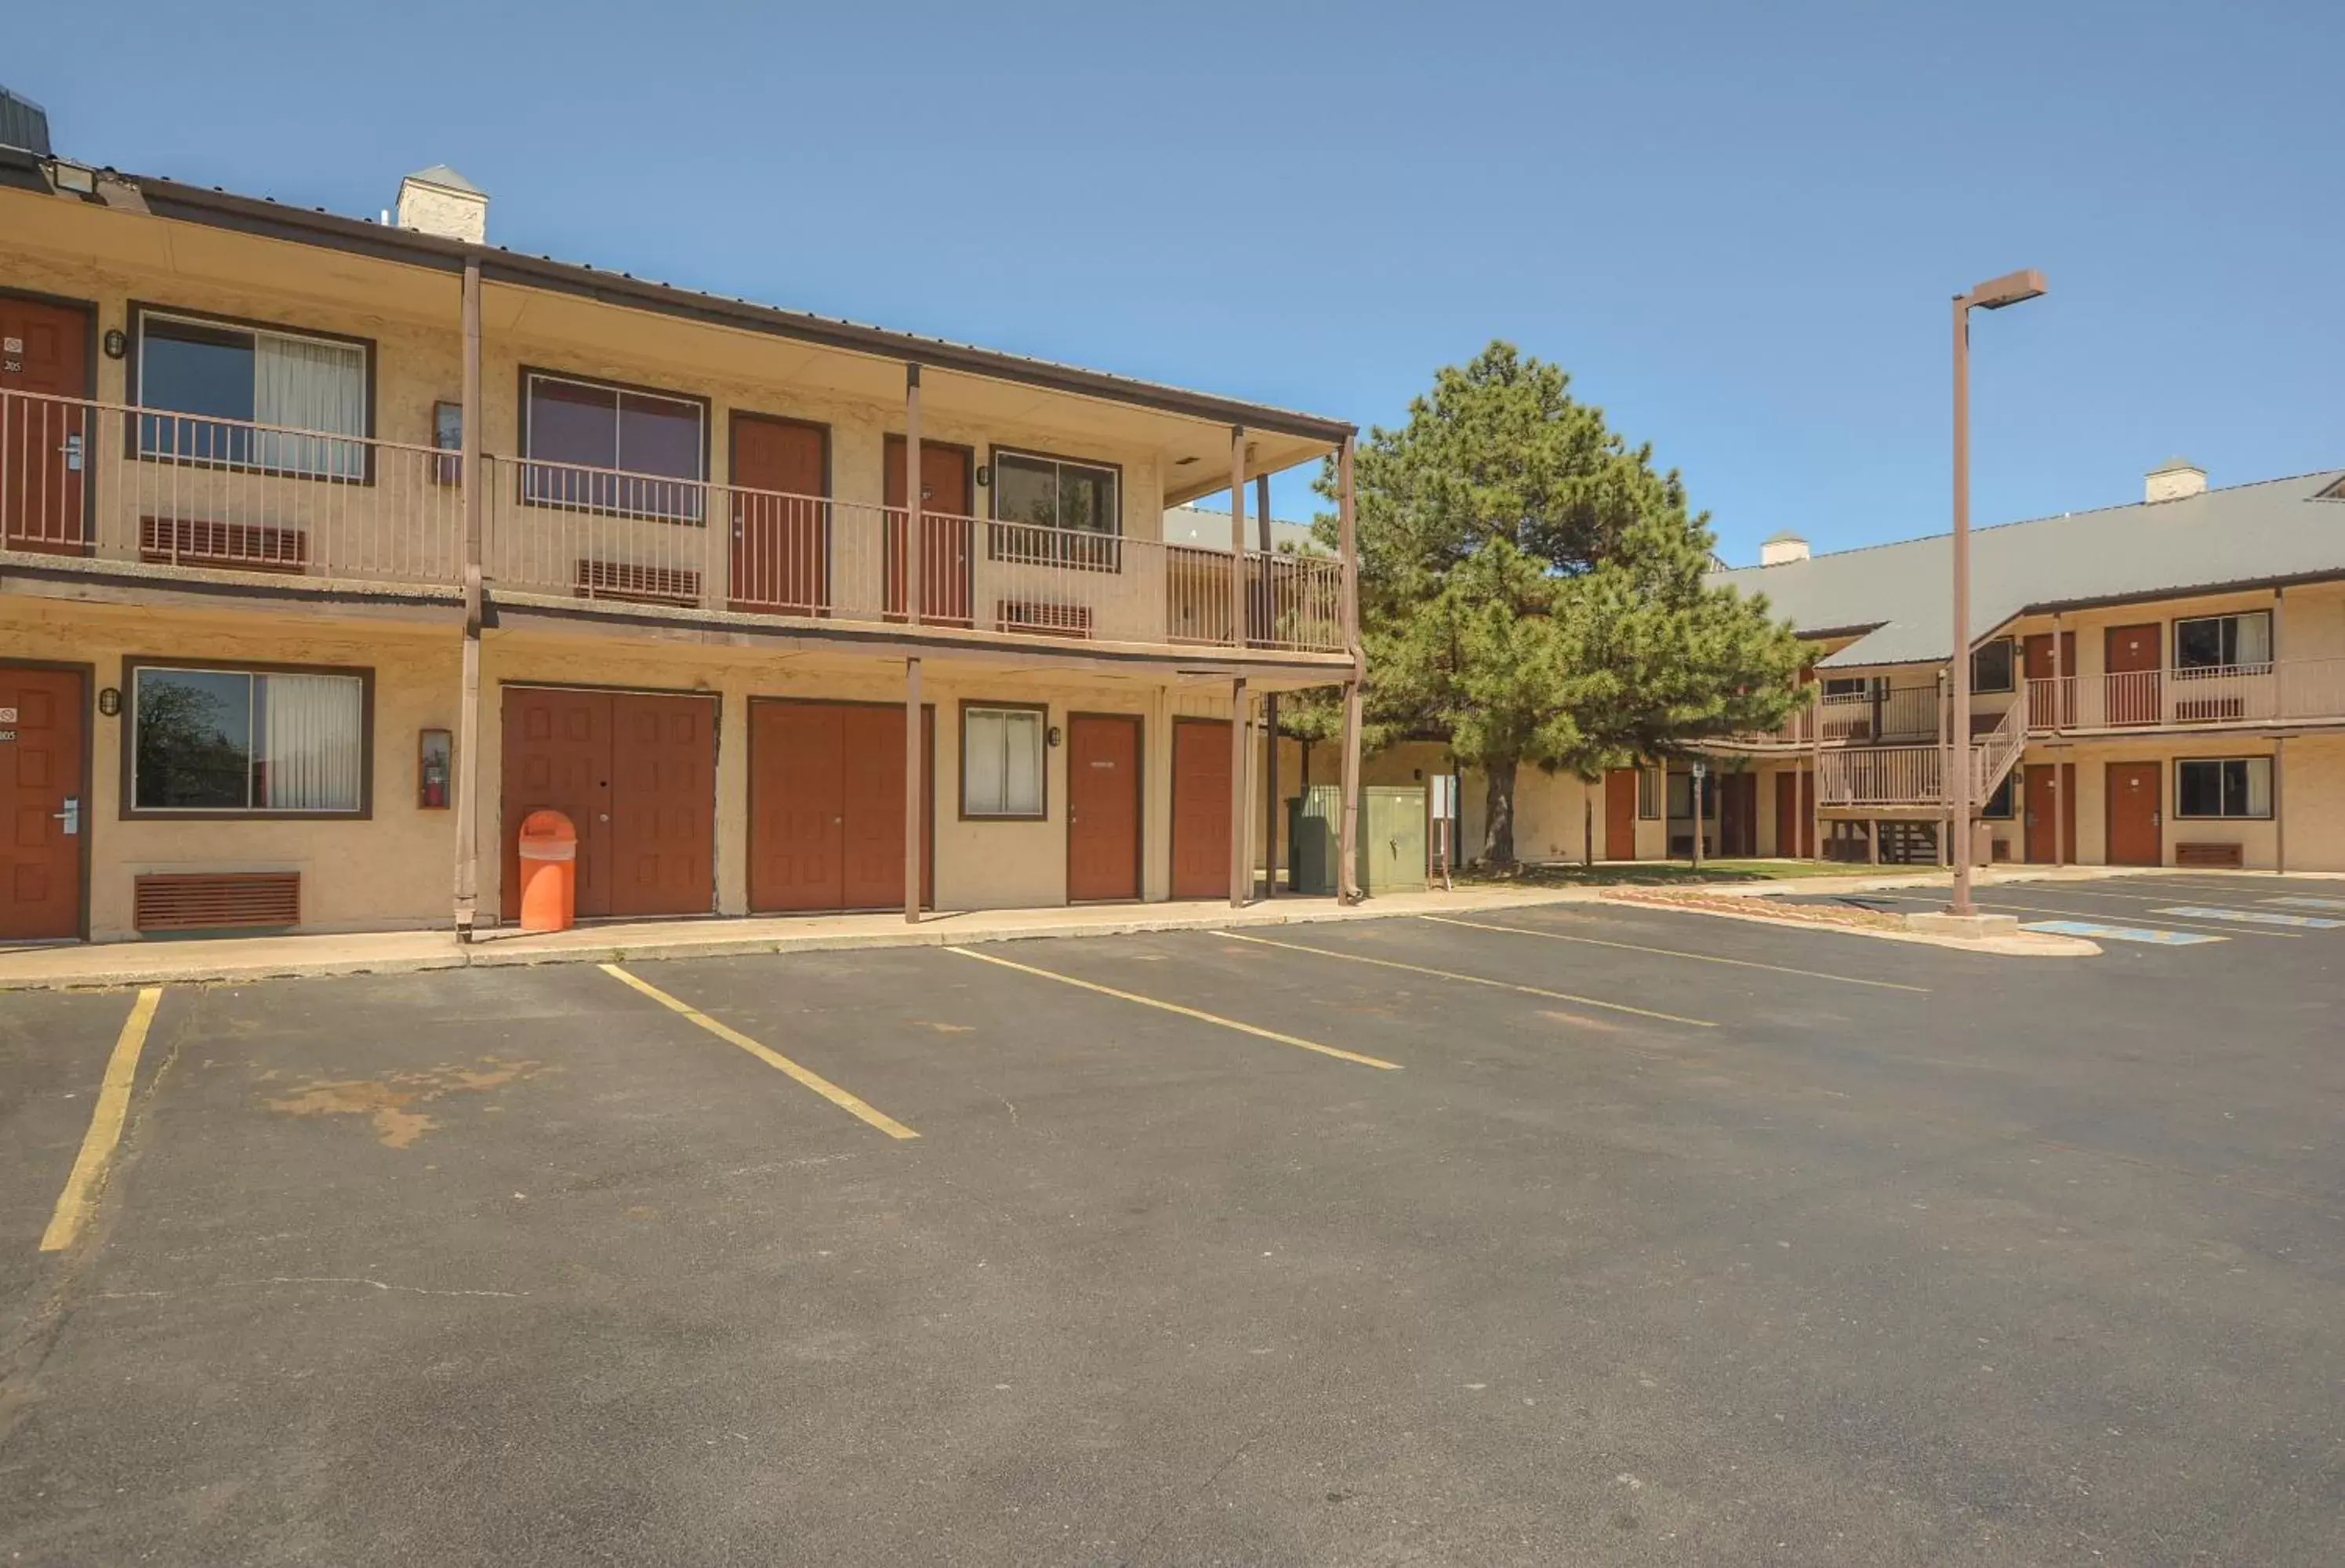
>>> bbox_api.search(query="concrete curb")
[0,889,1606,993]
[1599,891,2101,958]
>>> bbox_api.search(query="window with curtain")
[963,706,1045,818]
[136,314,368,478]
[989,449,1120,568]
[131,665,367,814]
[1636,766,1660,819]
[2174,612,2271,671]
[521,372,706,523]
[2176,757,2271,819]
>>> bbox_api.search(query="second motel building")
[0,146,1363,944]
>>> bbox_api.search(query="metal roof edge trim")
[128,176,1356,443]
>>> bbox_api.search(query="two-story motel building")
[0,111,1364,945]
[1405,462,2345,874]
[1434,462,2345,873]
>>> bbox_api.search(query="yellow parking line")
[41,987,165,1254]
[946,946,1402,1069]
[1212,930,1716,1028]
[1421,914,1929,992]
[600,965,918,1139]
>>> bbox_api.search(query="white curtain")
[1001,710,1044,815]
[261,673,364,811]
[2245,758,2274,817]
[964,709,1044,817]
[254,334,366,477]
[2236,613,2273,669]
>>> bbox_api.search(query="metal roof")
[114,172,1353,443]
[1162,505,1321,554]
[1708,470,2345,668]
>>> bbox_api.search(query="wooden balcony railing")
[2026,659,2345,733]
[0,388,1350,656]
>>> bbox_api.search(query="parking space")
[5,895,2344,1564]
[1782,871,2345,951]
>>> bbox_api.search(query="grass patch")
[1457,858,1874,889]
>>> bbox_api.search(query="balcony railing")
[2026,659,2345,732]
[1820,744,1944,807]
[2,387,462,584]
[0,389,1349,655]
[1817,684,1938,742]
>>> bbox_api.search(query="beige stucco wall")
[1,598,460,940]
[7,596,1362,939]
[0,209,1206,560]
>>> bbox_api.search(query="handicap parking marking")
[2020,920,2226,946]
[2263,895,2345,912]
[2152,906,2345,930]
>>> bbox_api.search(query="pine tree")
[1316,342,1807,866]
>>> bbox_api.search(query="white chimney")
[1760,531,1811,567]
[2144,457,2207,503]
[394,165,488,245]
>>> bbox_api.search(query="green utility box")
[1360,785,1428,894]
[1287,786,1341,895]
[1284,784,1428,897]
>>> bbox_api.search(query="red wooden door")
[1773,768,1814,858]
[1171,719,1231,899]
[0,296,92,554]
[1603,768,1638,860]
[2024,764,2056,863]
[2105,623,2162,726]
[2022,761,2078,865]
[1716,772,1756,856]
[750,701,932,913]
[2022,631,2076,728]
[2106,761,2162,866]
[883,437,973,626]
[730,415,828,615]
[750,701,846,912]
[607,693,717,916]
[501,688,615,919]
[0,665,85,940]
[1066,713,1141,902]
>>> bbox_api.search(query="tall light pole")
[1950,268,2046,916]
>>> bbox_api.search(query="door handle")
[51,796,80,836]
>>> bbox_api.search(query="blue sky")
[26,0,2341,563]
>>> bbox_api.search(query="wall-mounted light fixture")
[1047,725,1062,748]
[975,464,992,487]
[102,328,126,360]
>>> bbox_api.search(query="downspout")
[452,256,484,941]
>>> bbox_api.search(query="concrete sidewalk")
[1,862,2320,992]
[0,884,1600,992]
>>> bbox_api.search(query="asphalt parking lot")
[5,885,2343,1566]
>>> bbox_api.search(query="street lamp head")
[1966,268,2048,310]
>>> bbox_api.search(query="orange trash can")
[517,808,579,933]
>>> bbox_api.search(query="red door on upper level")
[2106,624,2162,726]
[730,414,829,616]
[2022,630,2076,728]
[0,296,93,555]
[883,437,973,627]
